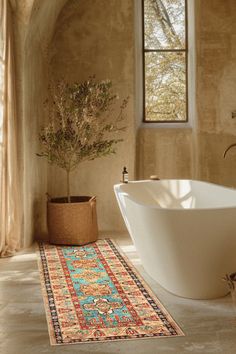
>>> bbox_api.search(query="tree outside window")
[143,0,188,122]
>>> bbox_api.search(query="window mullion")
[143,0,188,123]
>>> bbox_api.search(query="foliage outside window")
[143,0,188,122]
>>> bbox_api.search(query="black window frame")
[142,0,189,123]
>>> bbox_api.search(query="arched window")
[143,0,188,123]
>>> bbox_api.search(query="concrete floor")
[0,232,236,354]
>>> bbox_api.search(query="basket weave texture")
[47,196,98,246]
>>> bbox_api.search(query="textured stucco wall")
[138,128,193,180]
[13,0,67,244]
[48,0,136,231]
[136,0,194,182]
[13,0,236,243]
[196,0,236,187]
[137,0,236,189]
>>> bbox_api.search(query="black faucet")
[223,143,236,158]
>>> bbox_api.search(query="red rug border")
[37,238,184,346]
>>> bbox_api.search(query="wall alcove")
[20,0,135,245]
[17,0,236,247]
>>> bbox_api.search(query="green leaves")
[37,77,128,173]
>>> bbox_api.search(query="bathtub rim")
[114,179,236,211]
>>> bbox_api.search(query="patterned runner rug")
[38,239,184,345]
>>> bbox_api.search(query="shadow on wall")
[33,199,48,243]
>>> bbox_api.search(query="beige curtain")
[0,0,22,257]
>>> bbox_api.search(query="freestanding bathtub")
[114,180,236,299]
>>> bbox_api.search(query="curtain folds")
[0,0,22,257]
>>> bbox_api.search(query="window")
[143,0,188,122]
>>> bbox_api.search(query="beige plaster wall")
[196,0,236,188]
[13,0,236,243]
[137,0,236,190]
[13,0,67,244]
[137,128,193,180]
[48,0,136,231]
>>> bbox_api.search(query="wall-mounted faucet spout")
[223,143,236,158]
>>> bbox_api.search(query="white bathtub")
[114,179,236,299]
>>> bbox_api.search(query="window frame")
[142,0,189,124]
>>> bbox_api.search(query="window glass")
[143,0,187,122]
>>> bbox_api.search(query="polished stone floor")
[0,232,236,354]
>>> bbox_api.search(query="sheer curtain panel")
[0,0,22,257]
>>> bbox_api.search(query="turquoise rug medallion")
[38,239,184,345]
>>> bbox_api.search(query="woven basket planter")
[47,196,98,246]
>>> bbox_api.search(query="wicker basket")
[47,196,98,246]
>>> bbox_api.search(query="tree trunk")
[66,170,71,203]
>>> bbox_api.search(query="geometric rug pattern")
[38,239,184,345]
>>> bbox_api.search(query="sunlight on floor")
[8,253,37,262]
[0,234,236,353]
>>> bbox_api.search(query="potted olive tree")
[37,77,128,245]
